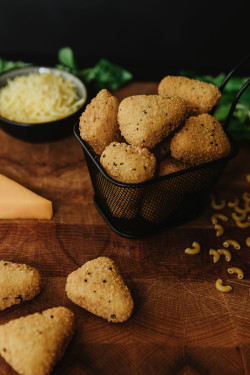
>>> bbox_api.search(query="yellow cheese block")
[0,174,53,219]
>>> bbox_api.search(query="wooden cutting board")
[0,82,249,375]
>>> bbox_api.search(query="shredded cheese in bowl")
[0,72,85,123]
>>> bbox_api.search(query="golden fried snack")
[100,142,156,183]
[170,114,231,165]
[66,257,134,323]
[79,89,120,155]
[159,156,191,176]
[158,76,221,115]
[0,260,41,311]
[117,95,187,148]
[0,307,75,375]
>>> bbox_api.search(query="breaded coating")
[100,142,156,183]
[66,257,134,323]
[79,89,120,155]
[159,156,191,176]
[118,95,187,148]
[158,76,221,115]
[0,307,75,375]
[170,114,231,165]
[0,260,41,311]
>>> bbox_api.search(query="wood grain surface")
[0,82,250,375]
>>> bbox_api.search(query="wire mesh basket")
[74,56,249,238]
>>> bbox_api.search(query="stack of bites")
[79,76,230,182]
[79,76,231,220]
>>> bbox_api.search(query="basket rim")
[74,122,239,189]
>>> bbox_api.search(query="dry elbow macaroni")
[227,267,244,279]
[214,224,224,237]
[242,192,250,202]
[210,194,226,210]
[232,212,246,222]
[223,239,241,250]
[184,241,200,255]
[209,249,220,263]
[235,220,250,228]
[228,198,239,208]
[232,213,250,228]
[234,205,249,215]
[215,279,232,293]
[209,190,248,293]
[218,249,232,262]
[211,213,228,225]
[233,210,248,221]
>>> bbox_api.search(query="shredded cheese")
[0,72,85,123]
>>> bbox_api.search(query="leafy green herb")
[0,47,132,95]
[179,70,250,140]
[57,47,132,92]
[58,47,77,70]
[79,59,133,91]
[0,58,31,74]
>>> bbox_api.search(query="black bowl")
[0,66,87,142]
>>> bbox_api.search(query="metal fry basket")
[74,56,249,238]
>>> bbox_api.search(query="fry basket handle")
[220,54,250,92]
[223,79,250,129]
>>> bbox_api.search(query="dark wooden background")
[0,83,249,375]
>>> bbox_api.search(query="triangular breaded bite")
[0,307,74,375]
[170,114,231,165]
[0,260,41,311]
[158,76,221,115]
[66,257,134,323]
[79,89,120,155]
[118,95,187,148]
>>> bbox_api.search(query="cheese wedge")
[0,174,53,219]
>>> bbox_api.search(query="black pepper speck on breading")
[170,113,230,165]
[100,142,156,183]
[0,260,41,311]
[158,76,221,115]
[118,95,187,148]
[65,257,134,323]
[79,89,120,155]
